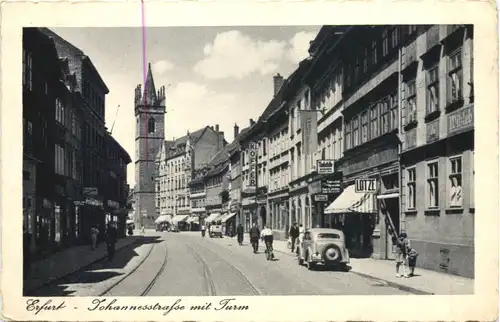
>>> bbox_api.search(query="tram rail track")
[187,242,262,296]
[99,238,169,296]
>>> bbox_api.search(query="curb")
[260,244,433,295]
[24,236,144,293]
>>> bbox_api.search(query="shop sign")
[317,159,335,175]
[83,187,98,197]
[321,172,343,194]
[73,200,85,206]
[107,200,119,209]
[355,178,377,193]
[85,198,103,207]
[242,197,256,206]
[426,120,440,143]
[448,105,474,135]
[314,194,328,202]
[405,129,417,150]
[247,142,258,189]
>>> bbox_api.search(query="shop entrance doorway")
[381,197,400,260]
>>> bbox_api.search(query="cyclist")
[249,223,261,254]
[261,226,274,260]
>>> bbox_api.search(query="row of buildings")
[23,28,132,260]
[134,24,474,278]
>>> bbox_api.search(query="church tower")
[134,63,166,228]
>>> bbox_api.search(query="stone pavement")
[24,235,142,293]
[256,237,474,295]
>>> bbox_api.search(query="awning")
[187,217,200,224]
[324,184,376,214]
[205,212,221,223]
[126,219,134,224]
[155,214,172,224]
[376,193,399,200]
[221,212,237,223]
[172,215,189,224]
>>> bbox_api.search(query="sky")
[50,26,321,188]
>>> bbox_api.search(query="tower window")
[148,117,155,134]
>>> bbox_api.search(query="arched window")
[148,117,155,134]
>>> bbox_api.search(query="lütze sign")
[355,178,377,193]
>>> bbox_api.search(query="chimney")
[250,118,255,126]
[273,73,284,96]
[215,124,219,133]
[234,123,240,138]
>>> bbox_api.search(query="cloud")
[194,30,286,80]
[152,59,174,75]
[287,31,316,64]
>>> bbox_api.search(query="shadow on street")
[25,236,163,296]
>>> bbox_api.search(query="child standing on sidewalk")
[395,232,410,278]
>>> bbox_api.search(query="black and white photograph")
[1,1,498,321]
[21,24,476,297]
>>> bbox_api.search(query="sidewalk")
[24,235,142,293]
[259,238,474,295]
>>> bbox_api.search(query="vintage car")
[297,228,350,271]
[209,222,223,238]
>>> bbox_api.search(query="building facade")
[155,125,226,227]
[134,64,167,228]
[399,25,474,278]
[105,133,132,237]
[23,28,59,255]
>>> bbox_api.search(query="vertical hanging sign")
[247,142,258,190]
[300,110,318,156]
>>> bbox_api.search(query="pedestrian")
[228,225,233,238]
[407,246,419,277]
[105,223,118,261]
[236,223,244,245]
[141,225,145,235]
[395,232,410,278]
[249,223,261,254]
[90,226,99,250]
[289,222,299,254]
[261,226,274,260]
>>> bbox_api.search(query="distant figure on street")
[105,223,118,261]
[395,232,410,278]
[261,226,274,260]
[228,225,234,238]
[236,223,244,245]
[249,223,261,254]
[90,226,99,250]
[141,225,145,234]
[289,223,299,253]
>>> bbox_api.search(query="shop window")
[426,65,440,115]
[448,156,463,208]
[406,167,416,210]
[426,161,439,208]
[447,49,463,105]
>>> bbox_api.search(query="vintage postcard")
[1,0,498,321]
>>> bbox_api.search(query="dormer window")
[148,117,155,134]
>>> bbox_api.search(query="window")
[354,57,360,82]
[370,105,378,139]
[55,144,65,175]
[382,29,389,57]
[449,157,463,207]
[148,117,155,134]
[380,100,389,134]
[407,167,416,210]
[427,161,439,208]
[345,121,352,150]
[363,48,368,73]
[408,25,417,35]
[361,111,368,143]
[390,27,399,50]
[371,40,378,65]
[426,65,440,114]
[390,93,398,131]
[406,80,417,123]
[448,50,463,104]
[352,116,359,147]
[23,51,33,90]
[55,98,65,124]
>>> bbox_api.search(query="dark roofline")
[82,56,110,94]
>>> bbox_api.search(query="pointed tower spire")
[143,63,157,105]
